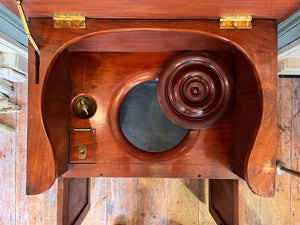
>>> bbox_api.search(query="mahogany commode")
[2,0,298,224]
[37,22,277,225]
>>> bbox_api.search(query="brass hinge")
[220,14,252,29]
[52,13,86,29]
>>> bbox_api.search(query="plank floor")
[0,78,299,225]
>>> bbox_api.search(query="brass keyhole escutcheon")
[78,145,87,159]
[73,96,97,119]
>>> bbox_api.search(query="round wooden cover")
[157,52,235,129]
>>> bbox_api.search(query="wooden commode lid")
[1,0,299,21]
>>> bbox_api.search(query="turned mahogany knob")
[157,52,234,129]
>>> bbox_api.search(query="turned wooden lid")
[157,52,234,129]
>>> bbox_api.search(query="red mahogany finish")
[0,3,282,220]
[1,0,295,222]
[157,51,235,129]
[24,19,277,200]
[1,0,299,21]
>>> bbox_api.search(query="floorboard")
[168,179,199,225]
[82,178,107,225]
[291,79,300,225]
[107,178,138,225]
[260,78,292,225]
[137,178,168,225]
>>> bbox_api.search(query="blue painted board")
[278,10,300,49]
[0,3,27,46]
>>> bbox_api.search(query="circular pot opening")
[119,80,189,153]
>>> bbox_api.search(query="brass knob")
[73,96,97,119]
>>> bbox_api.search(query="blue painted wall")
[278,10,300,49]
[0,3,27,47]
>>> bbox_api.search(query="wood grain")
[57,178,91,225]
[70,52,232,165]
[82,178,107,225]
[26,18,277,196]
[209,180,237,225]
[46,181,58,225]
[0,114,16,225]
[15,73,47,225]
[242,50,277,196]
[291,79,300,225]
[261,78,292,224]
[62,178,91,225]
[43,49,70,176]
[137,178,168,225]
[68,31,235,53]
[70,129,95,163]
[167,179,199,225]
[80,178,219,225]
[15,79,30,224]
[26,44,56,195]
[45,180,60,225]
[240,179,261,225]
[2,0,299,21]
[198,180,216,224]
[107,178,138,225]
[0,57,298,225]
[0,83,17,224]
[64,164,237,179]
[233,51,261,180]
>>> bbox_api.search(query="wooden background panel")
[70,52,233,166]
[68,31,235,53]
[2,0,299,21]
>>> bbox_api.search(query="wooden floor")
[0,78,299,225]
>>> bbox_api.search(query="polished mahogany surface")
[26,19,276,197]
[43,50,70,177]
[69,52,233,164]
[60,178,91,225]
[67,32,236,53]
[2,0,299,21]
[157,51,234,129]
